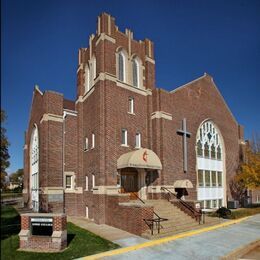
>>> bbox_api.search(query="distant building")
[8,182,20,190]
[23,13,255,233]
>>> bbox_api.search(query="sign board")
[31,217,53,236]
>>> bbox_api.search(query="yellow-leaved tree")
[230,135,260,204]
[236,136,260,189]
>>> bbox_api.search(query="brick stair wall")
[142,200,220,239]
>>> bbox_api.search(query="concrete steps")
[142,200,221,239]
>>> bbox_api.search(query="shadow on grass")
[67,233,75,246]
[1,206,21,240]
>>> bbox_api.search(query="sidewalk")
[68,216,148,247]
[79,214,260,260]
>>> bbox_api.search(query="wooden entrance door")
[121,169,138,199]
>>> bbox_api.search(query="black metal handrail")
[161,187,202,224]
[130,192,168,235]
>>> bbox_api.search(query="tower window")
[84,65,90,93]
[118,52,125,82]
[133,59,139,87]
[89,56,96,88]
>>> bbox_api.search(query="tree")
[231,134,260,205]
[236,136,260,190]
[9,168,24,186]
[1,110,10,190]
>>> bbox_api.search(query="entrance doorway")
[120,168,138,199]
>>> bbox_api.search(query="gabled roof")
[170,73,237,124]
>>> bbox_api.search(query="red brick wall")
[105,194,153,235]
[147,76,241,201]
[24,89,68,213]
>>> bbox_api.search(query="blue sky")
[1,0,260,173]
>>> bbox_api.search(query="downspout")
[62,111,67,213]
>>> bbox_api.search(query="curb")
[81,216,250,259]
[221,239,260,260]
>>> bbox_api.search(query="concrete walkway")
[68,216,148,247]
[80,214,260,260]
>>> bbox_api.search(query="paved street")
[101,215,260,260]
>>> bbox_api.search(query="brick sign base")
[19,213,67,252]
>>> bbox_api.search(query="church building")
[23,13,246,234]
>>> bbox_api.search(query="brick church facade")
[23,13,252,233]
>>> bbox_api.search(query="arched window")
[196,120,225,209]
[118,51,125,82]
[196,121,223,160]
[84,64,90,93]
[89,56,96,88]
[132,59,139,87]
[30,125,39,212]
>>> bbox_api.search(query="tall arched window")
[89,56,96,88]
[118,51,125,82]
[30,125,39,212]
[196,120,225,209]
[84,64,90,94]
[132,59,139,87]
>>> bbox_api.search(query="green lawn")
[1,206,119,260]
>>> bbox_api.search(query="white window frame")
[84,64,90,94]
[132,58,139,88]
[92,174,95,189]
[118,51,126,82]
[128,97,134,114]
[84,137,89,151]
[65,175,73,190]
[135,132,141,148]
[91,133,95,149]
[85,206,89,219]
[85,176,89,191]
[89,56,96,88]
[121,129,128,146]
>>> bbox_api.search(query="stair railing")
[161,187,202,224]
[130,192,168,235]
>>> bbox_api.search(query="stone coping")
[107,193,129,197]
[171,199,200,203]
[119,202,152,208]
[21,213,66,217]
